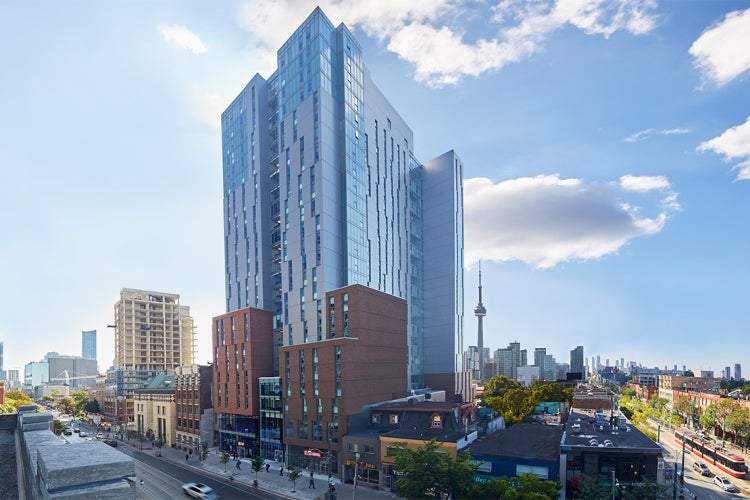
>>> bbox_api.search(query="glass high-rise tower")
[82,329,97,360]
[221,7,468,399]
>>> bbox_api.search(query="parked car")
[63,428,73,436]
[79,431,88,437]
[103,439,118,448]
[693,461,711,476]
[96,432,104,439]
[714,475,738,492]
[181,482,218,499]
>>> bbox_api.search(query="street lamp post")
[352,452,360,500]
[672,436,686,500]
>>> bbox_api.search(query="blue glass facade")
[221,6,466,406]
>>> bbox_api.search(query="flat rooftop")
[0,429,18,498]
[561,409,663,453]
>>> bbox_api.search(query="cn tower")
[474,262,487,382]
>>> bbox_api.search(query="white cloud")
[464,173,677,269]
[624,127,691,142]
[697,116,750,181]
[690,8,750,87]
[234,0,658,87]
[158,24,207,55]
[619,174,670,192]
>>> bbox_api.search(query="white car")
[181,482,218,499]
[713,475,738,492]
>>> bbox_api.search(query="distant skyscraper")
[734,363,742,381]
[82,330,97,360]
[570,345,584,378]
[474,263,487,382]
[725,367,731,380]
[534,348,547,381]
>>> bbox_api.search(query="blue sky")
[2,1,749,376]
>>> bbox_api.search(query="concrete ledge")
[38,442,135,492]
[15,411,136,500]
[40,480,134,499]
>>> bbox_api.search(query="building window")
[431,414,442,429]
[389,414,399,425]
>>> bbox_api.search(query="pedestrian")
[185,453,189,461]
[236,459,241,469]
[265,463,270,472]
[279,466,284,476]
[309,470,315,489]
[328,475,335,491]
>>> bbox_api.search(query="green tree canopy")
[485,387,535,425]
[54,396,76,416]
[484,375,524,397]
[647,396,669,412]
[0,390,34,413]
[700,399,737,445]
[392,439,478,499]
[726,403,750,449]
[220,451,231,472]
[469,474,559,499]
[619,388,636,398]
[531,381,573,404]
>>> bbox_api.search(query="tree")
[726,404,750,451]
[621,479,669,499]
[83,399,101,414]
[153,437,165,457]
[0,390,34,413]
[673,396,697,425]
[51,419,67,436]
[700,399,737,447]
[288,467,301,493]
[392,439,478,499]
[70,390,89,417]
[484,375,524,397]
[647,396,669,413]
[620,388,636,398]
[221,451,231,472]
[54,396,76,416]
[200,442,209,464]
[531,381,573,405]
[137,431,147,451]
[571,474,609,500]
[487,387,536,425]
[251,455,265,487]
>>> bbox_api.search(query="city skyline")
[1,1,749,373]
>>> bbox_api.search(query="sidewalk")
[134,438,395,500]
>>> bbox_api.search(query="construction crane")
[50,370,98,386]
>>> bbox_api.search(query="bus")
[674,428,747,479]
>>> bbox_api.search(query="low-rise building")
[133,372,176,445]
[174,364,213,455]
[470,422,563,481]
[560,409,665,498]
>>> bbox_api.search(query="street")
[657,424,749,500]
